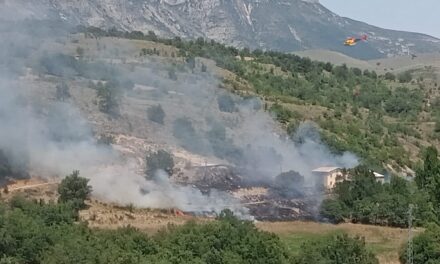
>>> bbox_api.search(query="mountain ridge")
[2,0,440,60]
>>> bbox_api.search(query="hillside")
[2,0,440,60]
[2,179,415,264]
[294,49,375,70]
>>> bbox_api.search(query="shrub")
[55,81,70,101]
[58,170,92,210]
[400,224,440,264]
[147,104,165,125]
[145,150,174,178]
[293,233,379,264]
[217,94,236,113]
[384,72,396,81]
[398,71,412,83]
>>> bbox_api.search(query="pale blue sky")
[320,0,440,38]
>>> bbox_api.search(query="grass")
[256,221,419,264]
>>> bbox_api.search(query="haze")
[321,0,440,39]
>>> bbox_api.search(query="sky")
[320,0,440,39]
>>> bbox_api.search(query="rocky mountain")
[2,0,440,59]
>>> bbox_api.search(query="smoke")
[90,167,249,218]
[0,6,358,219]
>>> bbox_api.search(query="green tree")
[269,103,293,124]
[58,170,92,210]
[293,233,379,264]
[201,63,207,73]
[274,171,305,198]
[320,199,347,223]
[400,224,440,264]
[434,119,440,133]
[147,104,165,125]
[96,82,120,115]
[145,150,174,178]
[217,94,236,113]
[153,210,290,264]
[384,72,396,81]
[76,46,84,57]
[56,81,70,101]
[398,71,412,83]
[168,68,177,80]
[415,146,440,190]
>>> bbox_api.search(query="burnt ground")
[178,164,320,221]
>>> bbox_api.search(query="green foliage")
[76,46,84,57]
[415,146,440,218]
[153,212,290,264]
[201,63,207,73]
[383,87,423,117]
[172,117,206,154]
[273,170,305,198]
[415,146,440,190]
[320,199,347,224]
[55,81,70,101]
[96,81,120,115]
[76,27,434,173]
[400,224,440,264]
[57,170,92,210]
[397,70,412,83]
[147,104,165,125]
[269,103,293,124]
[145,149,174,178]
[205,121,244,164]
[168,68,178,80]
[217,94,236,113]
[292,233,379,264]
[384,72,396,81]
[435,119,440,133]
[321,165,436,227]
[0,202,294,264]
[97,134,115,145]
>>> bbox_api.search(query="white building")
[312,167,347,190]
[373,172,385,183]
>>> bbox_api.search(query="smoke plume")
[0,7,357,218]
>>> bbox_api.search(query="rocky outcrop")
[2,0,439,59]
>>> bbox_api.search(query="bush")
[273,170,305,198]
[293,233,379,264]
[97,134,115,145]
[147,104,165,125]
[55,81,70,101]
[217,94,236,113]
[269,103,293,124]
[398,71,412,83]
[145,150,174,178]
[384,72,396,81]
[320,199,347,223]
[153,210,290,264]
[168,68,177,80]
[96,81,120,115]
[57,170,92,210]
[400,224,440,264]
[172,117,206,153]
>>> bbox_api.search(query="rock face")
[3,0,440,59]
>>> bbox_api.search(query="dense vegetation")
[57,170,92,210]
[0,193,378,264]
[321,146,440,228]
[147,104,165,125]
[145,149,175,178]
[400,224,440,263]
[75,26,439,171]
[293,233,378,264]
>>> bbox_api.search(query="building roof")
[373,172,385,178]
[312,167,341,173]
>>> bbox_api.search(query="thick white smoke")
[0,6,357,218]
